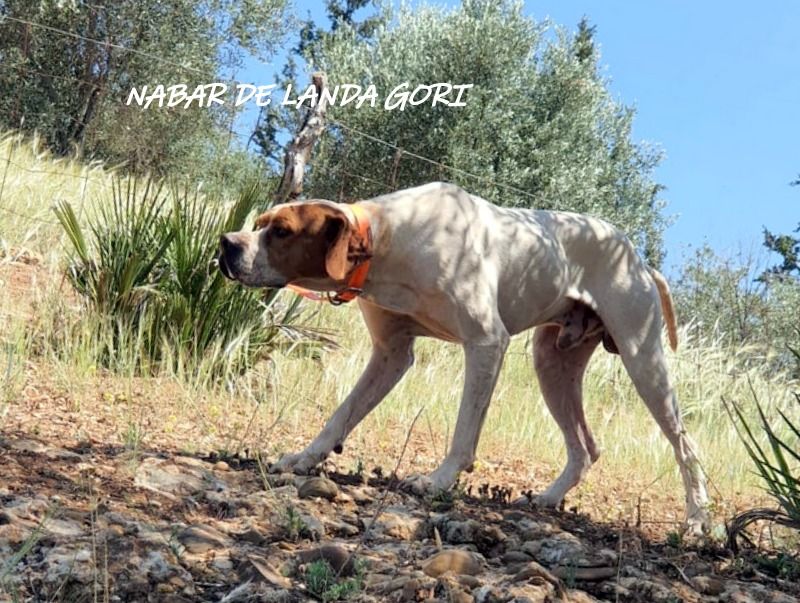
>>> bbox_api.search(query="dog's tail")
[650,268,678,352]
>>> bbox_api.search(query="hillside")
[0,133,798,601]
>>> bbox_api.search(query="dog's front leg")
[405,333,509,494]
[271,334,414,474]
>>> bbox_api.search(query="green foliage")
[673,245,768,346]
[303,559,364,602]
[665,530,683,548]
[752,552,800,581]
[288,0,666,263]
[0,0,287,185]
[52,179,306,379]
[763,224,800,279]
[282,505,310,542]
[673,245,800,371]
[727,376,800,525]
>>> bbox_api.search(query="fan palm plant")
[53,177,315,379]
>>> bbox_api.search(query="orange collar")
[287,203,372,305]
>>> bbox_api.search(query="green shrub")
[303,559,364,602]
[53,178,310,380]
[725,345,800,549]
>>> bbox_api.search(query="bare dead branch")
[276,72,329,203]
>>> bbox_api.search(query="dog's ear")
[324,214,351,281]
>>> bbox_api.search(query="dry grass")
[0,131,118,261]
[1,129,798,536]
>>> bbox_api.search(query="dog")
[218,182,710,533]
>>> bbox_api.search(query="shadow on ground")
[1,434,797,602]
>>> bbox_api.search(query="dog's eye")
[271,226,291,239]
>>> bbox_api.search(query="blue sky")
[238,1,799,269]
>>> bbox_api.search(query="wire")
[329,118,541,203]
[1,14,546,204]
[0,206,58,226]
[0,14,213,79]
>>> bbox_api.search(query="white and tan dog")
[219,182,709,533]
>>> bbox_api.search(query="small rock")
[135,458,216,499]
[506,582,555,602]
[212,554,234,571]
[474,585,503,603]
[297,544,355,576]
[350,486,376,504]
[178,524,232,554]
[531,532,586,566]
[299,512,325,539]
[457,574,481,589]
[397,576,436,602]
[550,566,616,581]
[511,561,561,588]
[247,554,291,589]
[422,549,483,577]
[691,575,725,596]
[444,519,480,544]
[375,508,424,540]
[297,477,339,500]
[214,461,231,471]
[503,550,533,565]
[5,438,82,460]
[323,516,360,537]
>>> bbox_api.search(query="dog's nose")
[218,234,242,280]
[219,234,241,258]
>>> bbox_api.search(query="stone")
[506,583,555,602]
[350,486,377,504]
[323,516,360,537]
[375,508,424,540]
[503,550,534,565]
[134,457,216,499]
[444,519,480,544]
[422,549,483,577]
[211,554,234,571]
[474,585,504,603]
[399,577,435,602]
[5,438,82,460]
[691,575,725,596]
[247,554,292,589]
[297,476,339,500]
[298,512,325,539]
[511,561,561,588]
[550,565,616,581]
[297,544,356,576]
[178,524,232,554]
[531,532,587,566]
[43,545,94,585]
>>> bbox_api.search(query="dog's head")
[218,201,368,289]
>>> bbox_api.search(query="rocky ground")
[1,433,798,603]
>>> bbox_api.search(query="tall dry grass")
[0,131,117,259]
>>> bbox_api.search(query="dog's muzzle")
[218,234,240,280]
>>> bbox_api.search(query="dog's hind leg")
[531,325,602,507]
[600,288,710,534]
[618,332,709,534]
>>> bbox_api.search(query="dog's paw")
[401,464,461,496]
[269,451,321,475]
[531,492,562,508]
[399,473,435,496]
